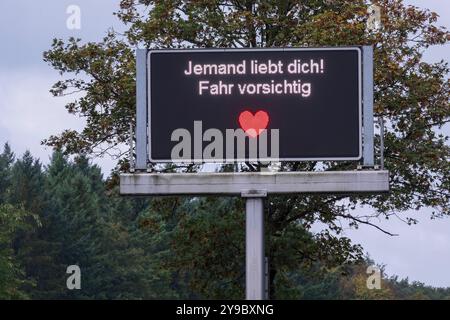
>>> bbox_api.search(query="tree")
[0,204,37,299]
[8,151,46,214]
[43,0,449,298]
[0,143,15,204]
[6,151,65,298]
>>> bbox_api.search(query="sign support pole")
[244,193,266,300]
[362,45,374,167]
[135,48,148,170]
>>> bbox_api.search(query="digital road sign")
[148,48,362,162]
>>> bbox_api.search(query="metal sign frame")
[136,46,375,169]
[120,171,390,196]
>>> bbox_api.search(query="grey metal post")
[362,46,374,167]
[129,123,135,172]
[379,117,385,169]
[135,49,148,170]
[245,197,265,300]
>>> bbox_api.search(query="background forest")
[1,144,449,299]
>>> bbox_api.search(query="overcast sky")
[0,0,449,288]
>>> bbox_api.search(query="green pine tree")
[0,143,15,203]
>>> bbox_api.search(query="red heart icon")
[238,110,269,138]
